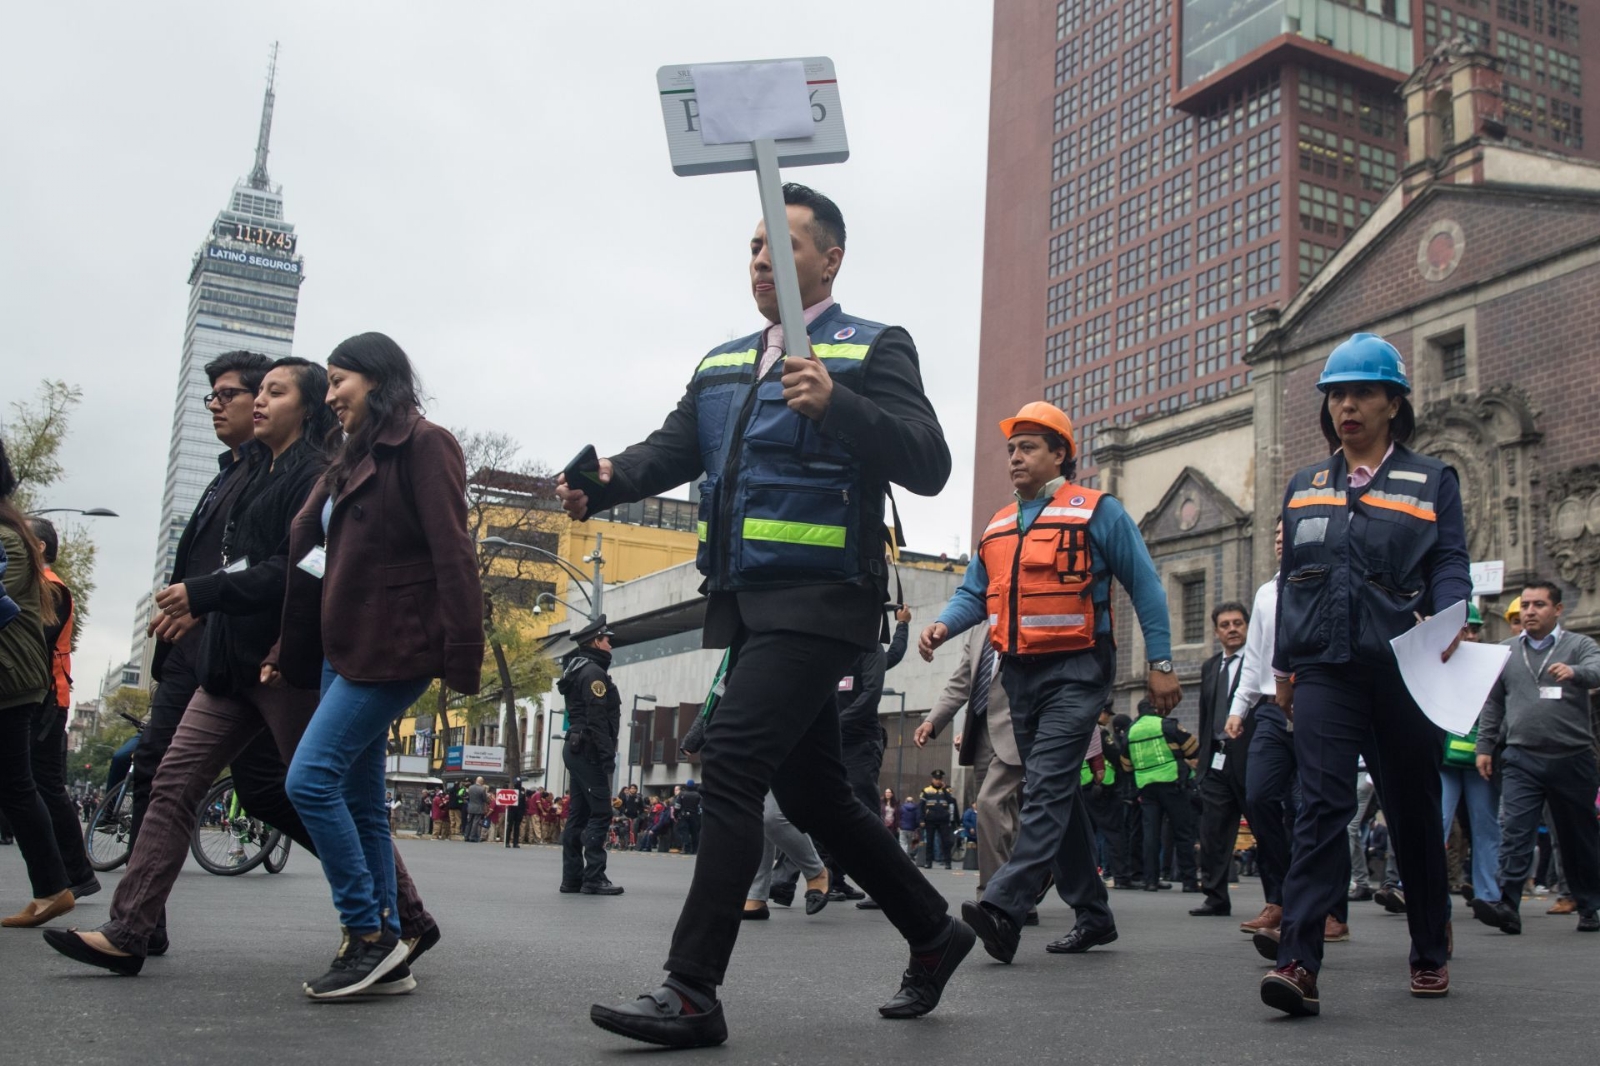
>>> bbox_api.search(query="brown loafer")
[1410,964,1449,997]
[1260,961,1320,1016]
[1,889,75,928]
[1240,904,1282,933]
[1323,916,1350,942]
[1548,897,1577,915]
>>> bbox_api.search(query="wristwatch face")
[1150,660,1174,673]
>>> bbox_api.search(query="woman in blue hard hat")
[1258,332,1471,1016]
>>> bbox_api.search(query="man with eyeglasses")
[121,352,269,945]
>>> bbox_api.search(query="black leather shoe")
[404,923,442,967]
[960,900,1019,964]
[591,987,728,1048]
[68,876,102,900]
[1181,882,1202,894]
[805,890,829,916]
[581,880,624,896]
[831,882,866,901]
[1023,910,1039,926]
[1143,883,1159,892]
[558,882,582,894]
[1576,910,1599,932]
[856,899,882,910]
[147,929,170,956]
[42,929,143,976]
[768,884,796,908]
[1348,885,1374,902]
[741,904,770,921]
[1470,897,1521,934]
[878,919,976,1019]
[1045,923,1117,954]
[1189,903,1232,917]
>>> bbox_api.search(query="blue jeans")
[285,663,429,936]
[1439,765,1501,904]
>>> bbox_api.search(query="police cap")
[572,615,615,646]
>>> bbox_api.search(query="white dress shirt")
[1229,577,1277,721]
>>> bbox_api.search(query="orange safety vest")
[42,567,72,709]
[978,483,1106,656]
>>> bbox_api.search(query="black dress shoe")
[805,890,829,916]
[1189,903,1232,917]
[590,987,728,1048]
[1577,910,1599,932]
[581,880,624,896]
[1143,883,1159,892]
[68,876,102,900]
[768,884,796,908]
[741,904,770,921]
[1046,923,1117,954]
[856,899,882,910]
[146,930,170,957]
[42,929,143,976]
[404,923,441,966]
[878,919,976,1019]
[1024,910,1039,926]
[1181,882,1202,894]
[831,882,866,901]
[558,882,582,894]
[1469,897,1520,934]
[1348,885,1374,902]
[960,900,1019,964]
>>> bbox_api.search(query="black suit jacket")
[1196,651,1249,784]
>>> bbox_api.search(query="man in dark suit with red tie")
[1190,602,1251,917]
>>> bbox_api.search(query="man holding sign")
[561,183,970,1048]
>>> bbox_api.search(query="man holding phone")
[564,183,969,1049]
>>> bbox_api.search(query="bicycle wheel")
[85,778,134,872]
[190,778,274,876]
[262,832,292,874]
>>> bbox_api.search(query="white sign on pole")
[656,57,848,176]
[1470,560,1505,596]
[461,745,505,773]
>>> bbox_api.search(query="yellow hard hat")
[999,401,1076,457]
[1504,596,1521,623]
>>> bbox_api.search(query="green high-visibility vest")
[1080,758,1115,787]
[1127,714,1178,787]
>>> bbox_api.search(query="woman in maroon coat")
[269,333,484,1000]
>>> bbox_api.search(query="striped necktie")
[969,643,996,721]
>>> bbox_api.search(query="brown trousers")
[100,685,434,956]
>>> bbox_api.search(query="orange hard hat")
[999,401,1076,456]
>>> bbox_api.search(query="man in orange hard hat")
[921,400,1178,962]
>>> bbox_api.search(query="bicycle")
[83,710,147,871]
[189,776,290,876]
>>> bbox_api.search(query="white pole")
[752,137,811,359]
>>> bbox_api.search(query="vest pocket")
[743,381,805,451]
[736,478,851,579]
[695,476,719,574]
[1280,563,1330,657]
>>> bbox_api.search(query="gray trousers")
[982,649,1113,931]
[970,715,1024,894]
[748,792,824,901]
[1347,773,1399,888]
[1496,748,1600,911]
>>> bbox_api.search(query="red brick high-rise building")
[975,1,1597,534]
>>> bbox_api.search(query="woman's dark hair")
[0,437,58,627]
[323,332,423,491]
[1318,385,1415,453]
[266,356,340,458]
[28,518,58,564]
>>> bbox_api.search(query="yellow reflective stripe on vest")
[741,518,846,549]
[1446,737,1475,754]
[1288,486,1346,508]
[697,521,707,543]
[809,342,870,361]
[696,349,758,373]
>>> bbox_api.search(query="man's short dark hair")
[1035,430,1078,481]
[782,182,846,251]
[1212,601,1250,625]
[1523,579,1562,605]
[28,517,57,564]
[204,350,272,391]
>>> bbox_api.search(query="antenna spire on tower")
[247,42,279,191]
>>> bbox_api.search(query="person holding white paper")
[1258,333,1471,1018]
[1469,580,1600,935]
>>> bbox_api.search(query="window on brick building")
[1436,332,1468,381]
[1179,574,1208,644]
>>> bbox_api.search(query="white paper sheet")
[691,61,813,145]
[1389,599,1511,735]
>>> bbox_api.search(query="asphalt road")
[2,833,1596,1065]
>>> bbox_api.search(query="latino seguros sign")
[206,243,301,275]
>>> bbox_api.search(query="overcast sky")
[0,1,993,694]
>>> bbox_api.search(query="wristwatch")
[1148,659,1174,674]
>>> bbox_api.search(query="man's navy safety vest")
[1278,442,1450,669]
[689,303,890,594]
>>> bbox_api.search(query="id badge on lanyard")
[297,545,327,579]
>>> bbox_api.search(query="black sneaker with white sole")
[304,932,408,1000]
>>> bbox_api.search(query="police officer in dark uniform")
[557,616,623,896]
[1259,334,1470,1017]
[919,771,957,869]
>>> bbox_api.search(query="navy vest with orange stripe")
[688,304,887,594]
[1277,443,1450,669]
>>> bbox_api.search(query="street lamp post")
[628,694,658,789]
[479,532,606,626]
[27,507,119,518]
[883,688,908,805]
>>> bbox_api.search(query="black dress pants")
[1083,783,1130,882]
[30,703,95,888]
[1278,665,1447,974]
[561,745,614,885]
[922,821,953,868]
[1140,782,1197,886]
[1244,703,1297,906]
[665,629,948,986]
[1196,737,1250,909]
[504,811,523,847]
[0,703,69,898]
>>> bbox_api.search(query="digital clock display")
[221,221,297,254]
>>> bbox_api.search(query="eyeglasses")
[202,387,256,408]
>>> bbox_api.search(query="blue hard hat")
[1317,333,1410,394]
